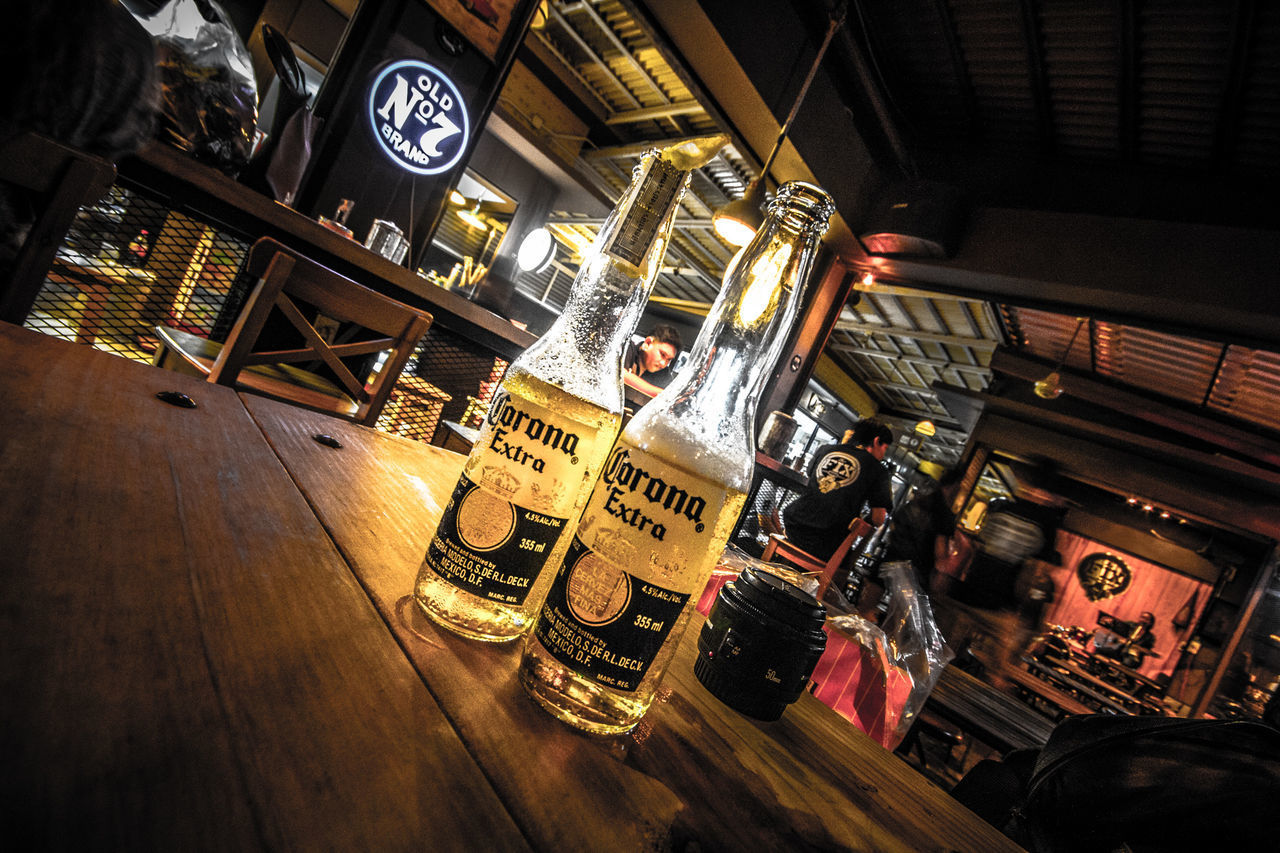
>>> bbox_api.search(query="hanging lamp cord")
[756,1,849,184]
[1054,317,1088,371]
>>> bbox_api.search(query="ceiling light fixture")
[1034,316,1088,399]
[711,2,847,246]
[456,204,488,230]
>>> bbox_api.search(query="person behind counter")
[622,323,683,396]
[1096,611,1158,669]
[781,418,894,563]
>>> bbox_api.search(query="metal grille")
[1007,305,1280,440]
[731,478,806,556]
[22,182,512,446]
[394,325,508,441]
[24,185,248,362]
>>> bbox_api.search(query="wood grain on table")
[0,324,527,851]
[244,393,1024,852]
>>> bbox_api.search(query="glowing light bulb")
[738,243,791,326]
[1034,372,1063,399]
[713,215,758,248]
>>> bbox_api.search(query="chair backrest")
[762,519,873,599]
[210,237,433,425]
[0,131,117,325]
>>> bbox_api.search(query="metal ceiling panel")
[1208,347,1280,433]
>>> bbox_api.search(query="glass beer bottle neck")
[628,183,835,489]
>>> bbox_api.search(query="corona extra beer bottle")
[519,181,836,733]
[415,135,727,642]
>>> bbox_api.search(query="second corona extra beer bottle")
[519,181,836,733]
[415,135,726,642]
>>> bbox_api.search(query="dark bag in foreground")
[1008,714,1280,852]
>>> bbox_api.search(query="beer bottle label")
[602,156,684,267]
[425,391,599,605]
[533,444,726,691]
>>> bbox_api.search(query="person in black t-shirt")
[781,418,894,561]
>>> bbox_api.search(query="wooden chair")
[154,237,432,425]
[762,518,874,600]
[757,505,785,537]
[0,131,118,325]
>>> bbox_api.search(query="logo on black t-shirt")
[815,451,862,493]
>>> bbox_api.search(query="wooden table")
[1025,657,1165,715]
[431,418,480,453]
[1003,664,1098,720]
[926,665,1056,755]
[46,249,155,344]
[1,322,1022,852]
[119,142,535,358]
[0,323,524,851]
[1085,653,1166,697]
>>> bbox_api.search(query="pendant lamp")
[712,3,847,246]
[1034,317,1088,400]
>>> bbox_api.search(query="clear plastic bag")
[136,0,258,174]
[697,543,821,615]
[811,560,953,748]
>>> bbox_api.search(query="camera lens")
[693,566,827,721]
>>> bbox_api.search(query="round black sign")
[367,59,470,176]
[1076,551,1131,601]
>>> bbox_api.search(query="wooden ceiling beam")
[850,208,1280,351]
[830,343,991,376]
[833,320,999,350]
[989,347,1280,470]
[604,102,706,125]
[947,384,1280,494]
[1213,0,1256,166]
[1117,0,1139,163]
[1017,0,1055,155]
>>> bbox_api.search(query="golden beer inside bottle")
[415,371,619,641]
[520,439,747,733]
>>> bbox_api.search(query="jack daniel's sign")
[366,59,470,175]
[1077,552,1131,601]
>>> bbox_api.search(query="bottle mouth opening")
[768,182,835,232]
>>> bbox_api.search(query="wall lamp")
[456,203,489,230]
[516,227,558,274]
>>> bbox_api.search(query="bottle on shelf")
[414,135,728,642]
[318,198,355,239]
[519,181,836,734]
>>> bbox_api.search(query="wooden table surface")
[119,142,536,358]
[1025,656,1163,715]
[0,324,526,851]
[1002,664,1098,719]
[243,393,1024,852]
[0,322,1022,851]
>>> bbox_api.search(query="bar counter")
[0,322,1021,851]
[117,142,536,359]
